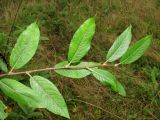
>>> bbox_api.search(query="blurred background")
[0,0,160,119]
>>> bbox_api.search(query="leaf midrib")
[31,78,65,113]
[0,81,34,100]
[11,35,33,68]
[107,31,130,61]
[69,24,94,63]
[121,41,147,63]
[91,69,115,85]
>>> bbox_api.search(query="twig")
[0,63,119,78]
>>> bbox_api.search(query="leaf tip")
[128,24,132,31]
[146,35,152,40]
[66,114,70,119]
[33,21,39,27]
[143,35,152,46]
[119,90,126,97]
[88,17,96,24]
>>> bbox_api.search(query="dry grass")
[0,0,160,120]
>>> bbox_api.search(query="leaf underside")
[107,25,132,62]
[0,100,7,120]
[0,78,40,108]
[55,61,97,78]
[120,35,152,64]
[30,76,70,119]
[0,58,8,72]
[10,22,40,69]
[90,68,126,96]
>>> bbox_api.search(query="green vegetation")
[0,0,159,119]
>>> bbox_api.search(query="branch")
[0,63,119,78]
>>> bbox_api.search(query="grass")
[0,0,160,119]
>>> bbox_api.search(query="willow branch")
[0,63,119,78]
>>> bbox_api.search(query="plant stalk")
[0,63,119,78]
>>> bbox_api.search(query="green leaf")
[120,35,152,64]
[55,61,97,78]
[107,25,132,62]
[90,68,126,96]
[9,22,40,69]
[116,81,126,97]
[68,18,96,64]
[0,100,7,120]
[0,78,40,108]
[18,103,34,115]
[0,58,8,72]
[30,76,70,119]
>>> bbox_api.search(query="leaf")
[0,78,40,108]
[0,58,8,72]
[55,61,97,78]
[0,100,7,120]
[106,25,132,62]
[68,18,96,64]
[116,81,126,96]
[90,68,126,96]
[30,76,70,119]
[9,22,40,69]
[120,35,152,64]
[18,103,35,114]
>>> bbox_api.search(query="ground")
[0,0,160,120]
